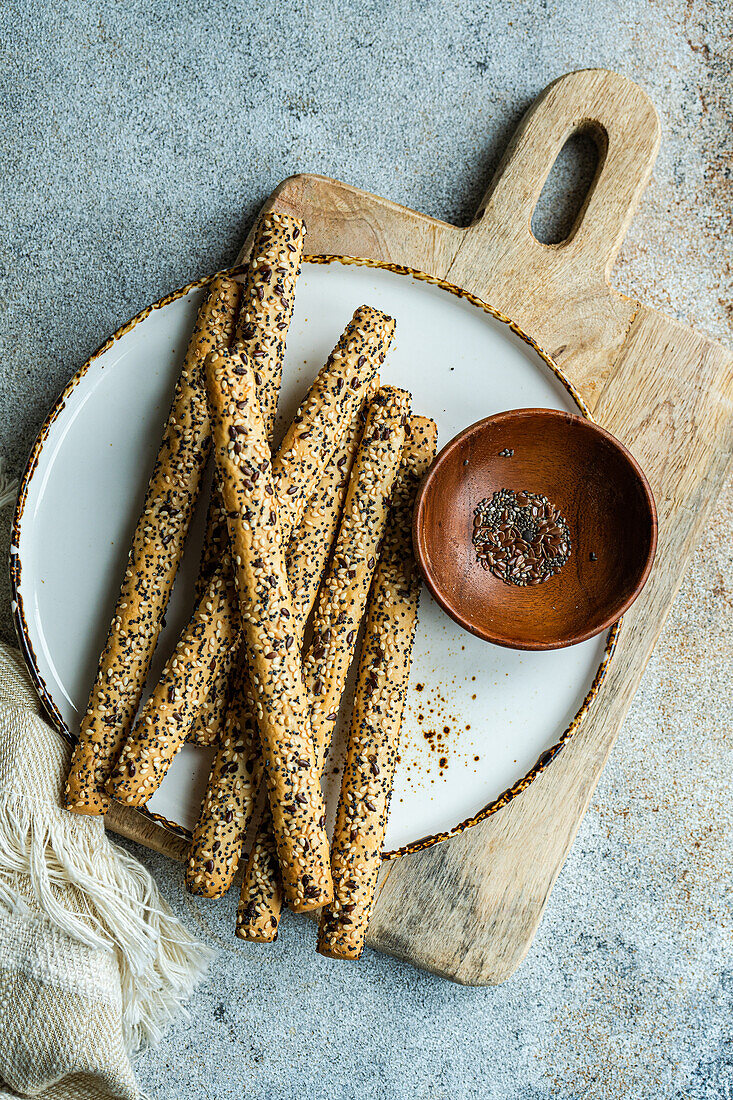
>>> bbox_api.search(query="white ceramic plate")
[11,258,617,858]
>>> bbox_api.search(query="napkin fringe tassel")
[0,784,215,1051]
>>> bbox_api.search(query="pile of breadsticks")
[64,211,437,960]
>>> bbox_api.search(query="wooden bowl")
[412,409,657,650]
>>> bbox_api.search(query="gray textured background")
[2,1,732,1098]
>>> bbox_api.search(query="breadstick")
[187,488,237,748]
[184,660,265,896]
[185,653,235,747]
[193,486,230,606]
[106,306,392,808]
[237,386,410,941]
[185,391,372,898]
[112,564,240,805]
[317,417,438,959]
[233,211,305,439]
[63,275,241,815]
[187,211,305,743]
[268,306,394,539]
[285,376,378,632]
[305,387,411,771]
[205,347,332,910]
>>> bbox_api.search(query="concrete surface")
[1,1,731,1097]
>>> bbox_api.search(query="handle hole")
[531,124,606,246]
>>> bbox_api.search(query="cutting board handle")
[468,69,660,283]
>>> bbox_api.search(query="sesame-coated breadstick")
[111,562,240,807]
[184,654,265,895]
[206,347,332,910]
[220,396,376,910]
[185,392,372,898]
[285,376,379,632]
[63,275,241,815]
[187,485,232,748]
[267,306,393,540]
[305,387,411,772]
[187,211,305,745]
[193,487,230,608]
[317,417,437,959]
[185,374,381,898]
[237,386,411,941]
[106,307,393,809]
[185,655,235,747]
[233,211,305,439]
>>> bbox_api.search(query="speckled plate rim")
[10,255,621,860]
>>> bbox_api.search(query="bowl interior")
[414,410,657,649]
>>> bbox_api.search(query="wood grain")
[107,68,733,984]
[105,800,189,861]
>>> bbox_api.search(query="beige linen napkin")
[0,643,214,1099]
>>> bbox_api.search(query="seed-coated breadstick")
[63,276,241,815]
[268,306,393,539]
[285,377,378,632]
[206,348,332,910]
[305,387,411,770]
[106,307,392,809]
[187,487,235,748]
[237,386,410,941]
[184,660,265,896]
[187,212,305,745]
[185,655,235,747]
[185,392,372,898]
[233,211,305,439]
[111,563,240,805]
[193,487,230,606]
[317,417,437,959]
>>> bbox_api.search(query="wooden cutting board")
[105,68,733,985]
